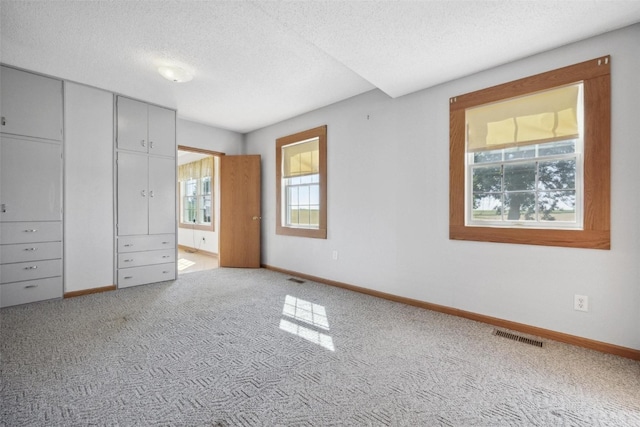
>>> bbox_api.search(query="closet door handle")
[24,247,38,252]
[149,190,154,198]
[149,141,154,149]
[141,190,146,197]
[24,229,38,233]
[141,139,146,147]
[1,116,6,126]
[24,265,38,270]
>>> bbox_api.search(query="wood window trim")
[276,125,327,239]
[449,56,611,249]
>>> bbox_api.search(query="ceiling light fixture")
[158,66,193,83]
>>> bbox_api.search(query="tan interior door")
[219,155,261,268]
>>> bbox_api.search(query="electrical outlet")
[332,250,338,260]
[574,294,589,312]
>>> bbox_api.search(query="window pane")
[299,186,310,205]
[472,194,502,221]
[539,191,576,222]
[201,177,211,195]
[200,195,211,223]
[504,146,535,160]
[538,139,576,157]
[504,162,535,191]
[472,166,502,194]
[186,180,197,196]
[538,159,575,190]
[473,150,502,164]
[309,184,319,205]
[504,192,536,221]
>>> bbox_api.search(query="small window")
[179,156,214,231]
[450,57,610,249]
[276,126,327,238]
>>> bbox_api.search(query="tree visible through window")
[449,57,610,249]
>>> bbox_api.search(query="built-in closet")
[0,66,64,307]
[115,96,177,288]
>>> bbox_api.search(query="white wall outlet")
[574,294,589,312]
[332,250,338,260]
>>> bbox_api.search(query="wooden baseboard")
[263,264,640,361]
[64,284,116,299]
[178,244,218,258]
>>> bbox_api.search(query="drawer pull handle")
[24,265,38,270]
[25,284,38,289]
[24,247,38,251]
[24,229,38,233]
[123,259,134,262]
[162,270,170,274]
[124,276,133,279]
[124,244,134,247]
[162,255,170,258]
[162,241,170,244]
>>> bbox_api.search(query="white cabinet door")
[117,152,148,236]
[148,105,176,158]
[0,66,63,141]
[116,97,148,153]
[148,156,176,235]
[0,136,62,222]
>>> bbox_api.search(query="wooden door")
[219,155,261,268]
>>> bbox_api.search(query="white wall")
[64,82,114,292]
[176,118,243,254]
[245,24,640,351]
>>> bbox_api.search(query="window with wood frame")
[276,125,327,239]
[449,56,610,249]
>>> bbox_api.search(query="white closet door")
[148,105,176,158]
[117,152,149,236]
[0,66,63,141]
[116,97,148,153]
[0,136,62,222]
[148,156,176,235]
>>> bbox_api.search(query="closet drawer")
[0,241,62,264]
[0,222,62,244]
[0,277,62,308]
[118,249,175,268]
[118,262,176,288]
[118,234,175,253]
[0,259,62,284]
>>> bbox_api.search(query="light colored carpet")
[1,268,639,426]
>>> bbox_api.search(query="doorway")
[177,146,222,274]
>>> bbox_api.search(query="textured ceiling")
[2,1,640,133]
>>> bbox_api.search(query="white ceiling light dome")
[158,65,193,83]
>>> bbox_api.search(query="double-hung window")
[468,83,583,228]
[450,56,610,249]
[276,126,327,239]
[179,156,214,230]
